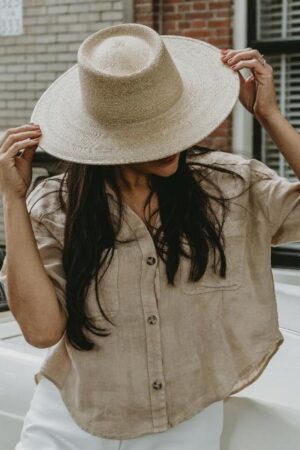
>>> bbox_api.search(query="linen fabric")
[1,150,300,439]
[15,375,224,449]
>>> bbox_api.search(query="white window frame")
[232,0,254,159]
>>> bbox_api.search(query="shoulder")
[186,148,283,202]
[26,172,67,221]
[187,148,247,165]
[187,148,279,179]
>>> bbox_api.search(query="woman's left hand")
[221,48,280,123]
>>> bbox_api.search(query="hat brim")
[31,35,240,165]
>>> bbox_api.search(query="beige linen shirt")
[1,150,300,439]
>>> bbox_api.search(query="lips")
[159,154,177,163]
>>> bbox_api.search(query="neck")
[114,165,151,196]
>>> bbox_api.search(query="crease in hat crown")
[77,23,184,125]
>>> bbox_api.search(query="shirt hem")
[36,335,284,439]
[227,334,284,396]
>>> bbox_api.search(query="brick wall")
[0,0,233,148]
[0,0,124,132]
[135,0,234,151]
[0,0,126,246]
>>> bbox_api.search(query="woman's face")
[129,152,181,177]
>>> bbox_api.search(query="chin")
[151,154,180,176]
[155,164,179,177]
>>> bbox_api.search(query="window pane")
[257,0,300,39]
[287,0,300,37]
[257,0,283,40]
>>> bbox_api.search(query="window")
[248,0,300,268]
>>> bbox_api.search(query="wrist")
[255,108,284,127]
[2,193,27,206]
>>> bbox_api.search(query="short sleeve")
[0,179,68,318]
[249,158,300,246]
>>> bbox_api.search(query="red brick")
[193,2,207,10]
[190,18,207,26]
[164,13,185,20]
[181,29,211,38]
[177,4,192,11]
[163,4,177,14]
[209,19,232,28]
[178,21,193,29]
[209,38,231,47]
[200,11,214,19]
[215,28,231,36]
[186,12,213,19]
[164,22,179,32]
[210,2,231,8]
[191,19,207,28]
[163,4,176,12]
[216,9,232,18]
[210,128,227,138]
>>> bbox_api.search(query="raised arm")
[221,48,300,180]
[0,124,67,348]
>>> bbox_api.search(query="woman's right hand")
[0,123,42,200]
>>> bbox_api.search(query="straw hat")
[30,22,239,165]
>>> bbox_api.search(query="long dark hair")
[30,145,250,351]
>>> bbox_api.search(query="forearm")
[257,111,300,180]
[2,195,65,347]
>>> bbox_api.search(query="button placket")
[135,233,168,430]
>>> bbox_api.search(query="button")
[147,314,158,325]
[152,380,162,390]
[146,256,156,265]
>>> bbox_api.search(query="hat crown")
[91,35,153,76]
[77,23,184,125]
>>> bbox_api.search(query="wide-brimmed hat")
[30,22,239,165]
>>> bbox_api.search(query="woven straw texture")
[30,23,239,165]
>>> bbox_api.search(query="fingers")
[221,48,273,77]
[230,58,265,74]
[5,137,41,160]
[221,48,262,64]
[0,123,42,154]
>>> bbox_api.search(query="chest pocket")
[85,248,120,319]
[180,218,247,294]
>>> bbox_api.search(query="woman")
[0,23,300,450]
